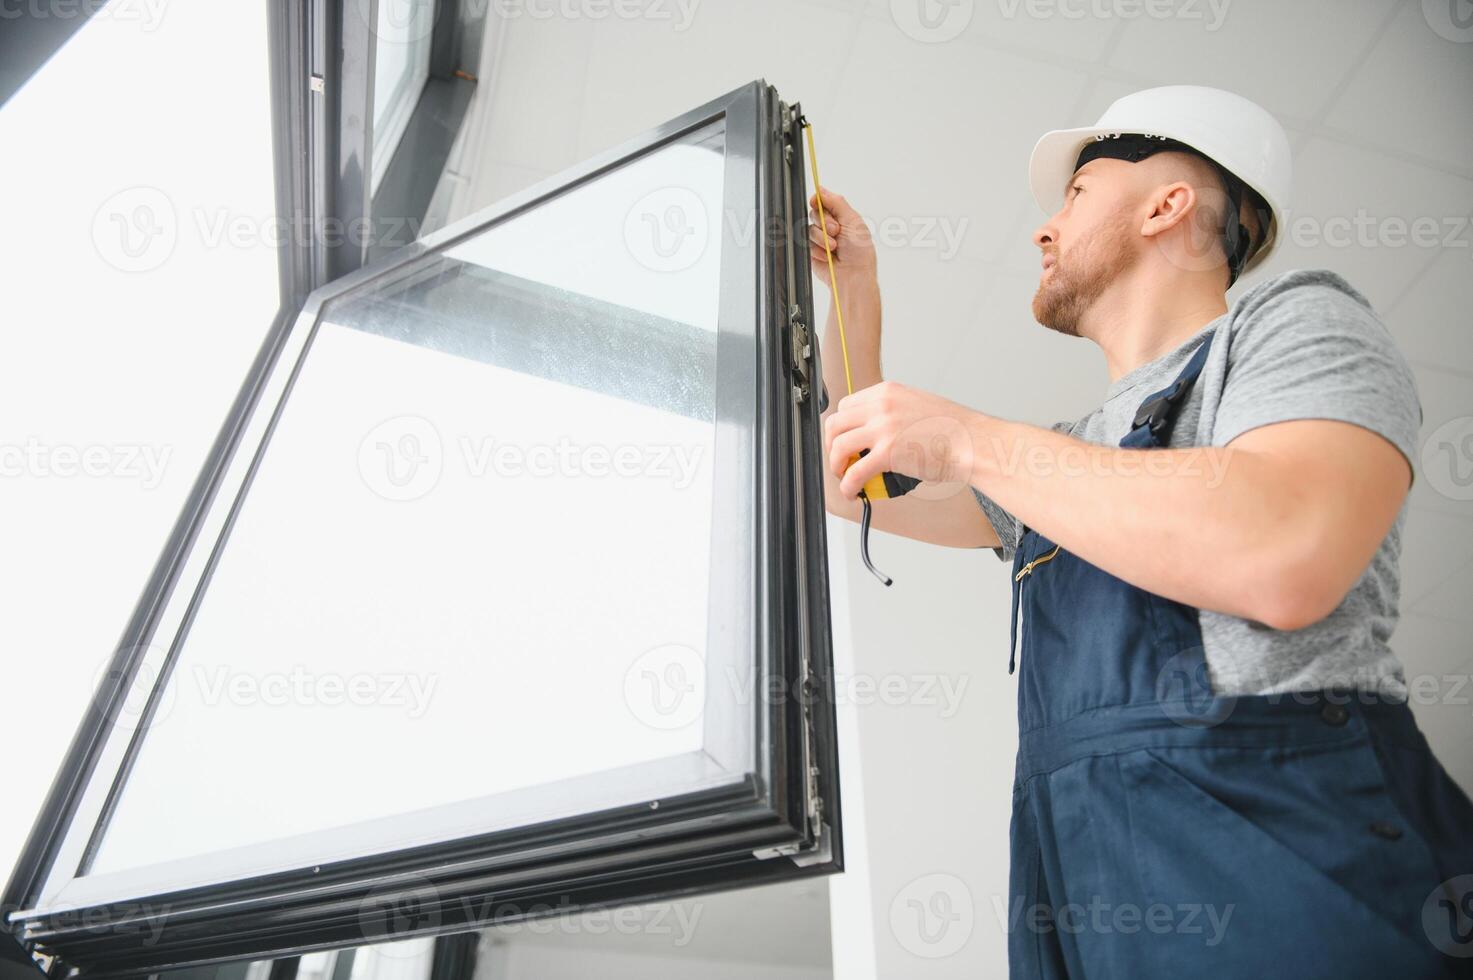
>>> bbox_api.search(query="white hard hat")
[1028,85,1293,277]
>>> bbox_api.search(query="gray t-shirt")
[972,269,1422,698]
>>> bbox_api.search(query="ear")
[1139,181,1197,241]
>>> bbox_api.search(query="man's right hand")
[809,186,877,283]
[808,189,1000,552]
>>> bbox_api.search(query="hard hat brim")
[1028,126,1118,217]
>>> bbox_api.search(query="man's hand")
[809,187,877,283]
[824,381,980,499]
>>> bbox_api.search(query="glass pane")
[371,0,436,194]
[89,122,742,877]
[0,1,282,884]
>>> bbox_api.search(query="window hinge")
[309,74,325,94]
[752,842,802,860]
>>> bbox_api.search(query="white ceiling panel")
[1322,0,1473,175]
[1106,0,1398,123]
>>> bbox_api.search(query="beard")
[1032,211,1138,337]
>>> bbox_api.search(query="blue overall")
[1006,334,1473,977]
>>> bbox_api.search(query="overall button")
[1369,821,1403,841]
[1320,702,1349,726]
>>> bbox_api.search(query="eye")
[1070,183,1085,197]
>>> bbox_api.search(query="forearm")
[966,415,1321,627]
[820,274,883,402]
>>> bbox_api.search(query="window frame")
[3,76,841,978]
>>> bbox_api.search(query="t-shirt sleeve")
[1213,273,1422,471]
[971,485,1022,562]
[970,420,1073,562]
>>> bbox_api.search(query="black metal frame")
[3,72,838,979]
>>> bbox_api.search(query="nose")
[1032,218,1056,252]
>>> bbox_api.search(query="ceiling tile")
[1105,0,1395,122]
[1400,506,1473,608]
[1393,611,1473,682]
[932,268,1105,427]
[862,0,1119,63]
[826,20,1086,263]
[1258,137,1473,312]
[1407,363,1473,523]
[1321,0,1473,175]
[1410,553,1473,625]
[1385,246,1473,376]
[576,0,865,161]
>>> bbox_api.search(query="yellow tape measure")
[802,118,917,587]
[803,121,918,505]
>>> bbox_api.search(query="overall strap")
[1119,332,1215,449]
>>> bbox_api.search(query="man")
[813,85,1471,977]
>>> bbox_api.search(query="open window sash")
[4,80,841,979]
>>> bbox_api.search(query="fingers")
[809,186,855,223]
[808,220,839,252]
